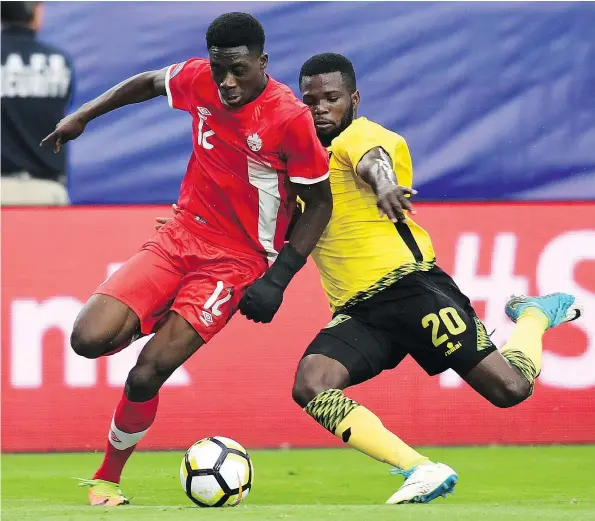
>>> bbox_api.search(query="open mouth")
[221,92,242,105]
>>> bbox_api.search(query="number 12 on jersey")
[197,117,215,150]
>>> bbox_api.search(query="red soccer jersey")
[165,58,329,260]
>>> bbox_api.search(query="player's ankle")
[405,457,432,470]
[91,472,119,484]
[419,458,434,467]
[518,307,549,328]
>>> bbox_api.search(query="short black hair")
[206,12,265,54]
[1,1,37,24]
[299,53,357,93]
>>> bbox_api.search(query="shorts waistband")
[176,209,269,261]
[335,259,437,314]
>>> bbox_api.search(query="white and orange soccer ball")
[180,436,254,507]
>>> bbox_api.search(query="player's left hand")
[155,204,181,230]
[238,278,284,323]
[376,185,417,223]
[239,244,305,324]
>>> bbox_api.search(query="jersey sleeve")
[165,58,207,112]
[391,137,414,187]
[282,109,330,185]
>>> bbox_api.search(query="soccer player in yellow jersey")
[290,53,583,504]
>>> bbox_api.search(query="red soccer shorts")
[96,215,268,342]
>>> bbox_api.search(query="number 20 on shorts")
[421,307,467,348]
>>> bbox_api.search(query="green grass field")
[2,446,594,521]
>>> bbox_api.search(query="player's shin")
[93,391,159,484]
[304,389,429,471]
[501,308,548,394]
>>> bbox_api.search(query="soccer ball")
[180,436,254,507]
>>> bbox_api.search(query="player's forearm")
[259,182,331,294]
[288,179,333,257]
[357,147,398,194]
[287,197,332,257]
[77,70,166,123]
[260,196,331,295]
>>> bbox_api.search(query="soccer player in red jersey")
[40,12,332,506]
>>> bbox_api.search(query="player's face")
[209,46,268,108]
[300,71,360,147]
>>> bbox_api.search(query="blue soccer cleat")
[386,462,458,504]
[505,293,583,329]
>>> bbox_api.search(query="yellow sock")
[501,308,549,388]
[304,389,429,471]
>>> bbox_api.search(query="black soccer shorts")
[302,265,497,385]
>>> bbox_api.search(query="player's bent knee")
[70,296,140,359]
[504,376,532,406]
[125,364,162,402]
[292,365,328,407]
[70,325,110,359]
[292,379,328,408]
[292,356,349,408]
[491,377,532,408]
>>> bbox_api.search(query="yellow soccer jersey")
[311,117,436,312]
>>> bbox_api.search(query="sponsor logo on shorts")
[194,215,207,225]
[200,310,214,327]
[445,341,462,356]
[109,430,122,444]
[324,314,351,329]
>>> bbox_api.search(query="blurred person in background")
[1,1,73,205]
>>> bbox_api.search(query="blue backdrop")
[41,2,595,203]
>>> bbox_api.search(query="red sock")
[93,392,159,484]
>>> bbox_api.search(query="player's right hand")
[376,185,417,223]
[40,113,88,153]
[155,204,181,230]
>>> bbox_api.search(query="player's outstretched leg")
[81,311,204,506]
[463,293,582,407]
[292,354,457,504]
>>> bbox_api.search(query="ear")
[352,89,361,110]
[260,53,269,71]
